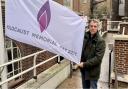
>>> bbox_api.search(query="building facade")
[1,1,59,88]
[112,0,128,21]
[55,0,91,17]
[109,0,128,85]
[1,0,91,88]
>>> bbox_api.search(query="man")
[77,19,106,89]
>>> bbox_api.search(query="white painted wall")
[0,1,8,89]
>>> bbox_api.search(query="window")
[63,0,72,9]
[119,0,124,4]
[119,0,125,16]
[5,38,22,81]
[1,1,23,88]
[81,0,88,3]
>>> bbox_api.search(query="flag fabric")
[6,0,86,64]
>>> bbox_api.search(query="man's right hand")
[77,62,84,68]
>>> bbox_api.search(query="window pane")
[64,0,71,8]
[17,49,21,58]
[13,42,17,47]
[18,62,21,68]
[19,69,21,73]
[7,64,12,73]
[13,48,18,59]
[14,70,18,75]
[5,39,11,48]
[7,73,13,78]
[14,62,18,70]
[7,50,12,61]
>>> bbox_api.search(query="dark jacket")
[81,31,106,80]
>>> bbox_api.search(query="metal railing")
[0,50,60,86]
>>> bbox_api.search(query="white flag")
[6,0,86,64]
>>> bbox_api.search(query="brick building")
[54,0,91,17]
[114,39,128,74]
[1,0,91,88]
[1,0,61,88]
[110,0,128,84]
[55,0,110,19]
[4,0,128,88]
[112,34,128,84]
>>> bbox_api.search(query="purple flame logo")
[37,1,51,32]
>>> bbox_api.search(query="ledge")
[8,78,25,89]
[111,72,128,83]
[108,29,119,32]
[101,31,108,37]
[119,22,128,24]
[113,35,128,41]
[16,60,70,89]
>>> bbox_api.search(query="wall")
[115,40,128,74]
[55,0,91,17]
[9,41,57,89]
[113,24,128,82]
[73,0,80,12]
[54,0,63,5]
[125,0,128,16]
[16,60,70,89]
[80,0,90,16]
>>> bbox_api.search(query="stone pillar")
[113,35,128,82]
[119,23,128,35]
[101,19,107,32]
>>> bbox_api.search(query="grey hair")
[89,19,100,27]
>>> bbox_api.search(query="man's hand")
[73,64,79,69]
[77,62,84,68]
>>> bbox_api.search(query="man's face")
[89,21,98,36]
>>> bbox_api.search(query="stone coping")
[101,31,108,37]
[111,72,128,83]
[17,59,70,89]
[119,22,128,24]
[113,35,128,41]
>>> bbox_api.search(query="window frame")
[5,38,22,82]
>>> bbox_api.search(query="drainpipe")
[108,43,113,88]
[108,49,113,88]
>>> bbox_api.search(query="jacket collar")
[85,31,100,42]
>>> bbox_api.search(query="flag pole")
[0,0,8,89]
